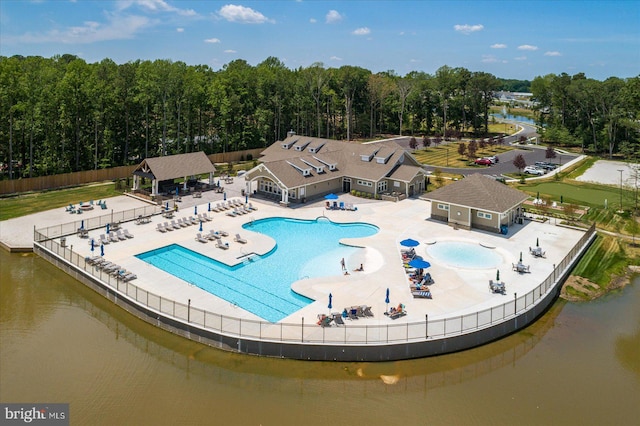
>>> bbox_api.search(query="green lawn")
[517,181,624,207]
[0,183,122,221]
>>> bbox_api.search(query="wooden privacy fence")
[0,148,263,195]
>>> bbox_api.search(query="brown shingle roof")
[425,173,529,213]
[133,152,215,181]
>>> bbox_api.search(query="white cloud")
[454,24,484,35]
[218,4,272,24]
[15,13,151,44]
[204,38,220,43]
[330,56,342,61]
[545,51,562,56]
[309,18,317,24]
[352,27,370,36]
[491,43,507,49]
[326,10,343,24]
[518,44,538,51]
[224,49,236,53]
[119,0,197,17]
[176,27,184,32]
[481,55,499,63]
[515,56,527,61]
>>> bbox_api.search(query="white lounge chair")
[123,229,134,238]
[99,234,110,245]
[217,230,229,237]
[116,230,127,240]
[216,239,229,250]
[157,223,166,232]
[109,232,119,243]
[234,233,247,244]
[200,213,212,221]
[226,210,237,217]
[248,203,257,211]
[195,233,208,243]
[163,222,174,231]
[170,220,181,230]
[206,230,221,240]
[177,218,189,227]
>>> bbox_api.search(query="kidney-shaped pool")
[426,241,502,269]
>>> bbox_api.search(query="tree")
[457,142,466,158]
[545,145,557,163]
[467,140,477,160]
[409,137,417,149]
[422,135,430,149]
[513,153,527,174]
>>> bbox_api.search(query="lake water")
[492,113,536,125]
[1,249,638,425]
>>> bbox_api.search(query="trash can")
[60,237,67,247]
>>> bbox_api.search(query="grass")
[412,144,513,168]
[0,183,122,221]
[571,234,634,287]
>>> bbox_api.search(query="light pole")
[618,169,624,211]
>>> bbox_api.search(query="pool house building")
[425,174,529,234]
[244,134,428,205]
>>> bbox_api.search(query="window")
[377,181,387,192]
[477,212,492,219]
[437,204,449,211]
[357,180,372,187]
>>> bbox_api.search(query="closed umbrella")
[400,238,420,247]
[91,239,95,252]
[166,202,169,210]
[106,223,110,234]
[100,244,104,257]
[194,205,198,215]
[496,270,500,282]
[385,288,390,312]
[328,293,333,310]
[536,237,539,247]
[199,221,203,232]
[519,252,523,262]
[80,220,84,229]
[208,202,211,212]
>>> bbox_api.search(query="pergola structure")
[132,151,216,196]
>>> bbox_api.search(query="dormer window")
[281,138,298,149]
[294,140,311,151]
[314,156,337,171]
[286,161,312,176]
[308,142,325,153]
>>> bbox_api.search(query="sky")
[1,0,638,81]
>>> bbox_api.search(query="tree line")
[531,72,639,158]
[1,54,634,180]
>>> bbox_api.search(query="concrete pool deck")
[2,184,588,329]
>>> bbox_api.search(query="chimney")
[287,129,296,139]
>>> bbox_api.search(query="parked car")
[475,158,492,166]
[524,166,545,175]
[486,155,499,164]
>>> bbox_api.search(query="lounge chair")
[217,230,229,237]
[123,229,134,238]
[362,306,374,317]
[163,222,174,231]
[234,233,247,244]
[170,220,181,230]
[177,218,189,227]
[339,201,345,210]
[195,233,208,243]
[216,239,229,250]
[331,312,345,325]
[317,314,333,327]
[385,304,407,320]
[85,255,102,265]
[206,230,221,240]
[344,307,359,320]
[103,263,120,273]
[99,234,110,245]
[97,261,114,270]
[412,290,433,299]
[225,210,237,217]
[248,203,257,211]
[121,272,137,281]
[116,230,127,241]
[109,232,119,243]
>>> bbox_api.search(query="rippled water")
[1,249,638,425]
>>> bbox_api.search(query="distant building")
[244,134,428,205]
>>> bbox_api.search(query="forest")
[0,54,637,179]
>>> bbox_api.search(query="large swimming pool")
[426,241,502,269]
[136,217,378,322]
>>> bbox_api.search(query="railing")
[34,223,596,346]
[35,205,164,240]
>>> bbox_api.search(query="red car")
[475,158,492,166]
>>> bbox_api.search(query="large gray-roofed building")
[244,134,428,205]
[425,173,530,233]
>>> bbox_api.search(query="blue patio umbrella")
[90,239,95,252]
[328,293,333,310]
[208,202,211,212]
[165,202,169,210]
[245,194,249,204]
[223,192,227,201]
[400,238,420,247]
[100,244,104,257]
[106,223,110,234]
[199,221,203,232]
[80,220,84,229]
[385,288,390,312]
[408,258,431,269]
[194,205,198,215]
[324,193,339,200]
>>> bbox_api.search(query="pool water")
[426,241,502,269]
[136,217,378,322]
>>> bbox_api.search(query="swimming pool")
[136,217,378,322]
[426,241,502,269]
